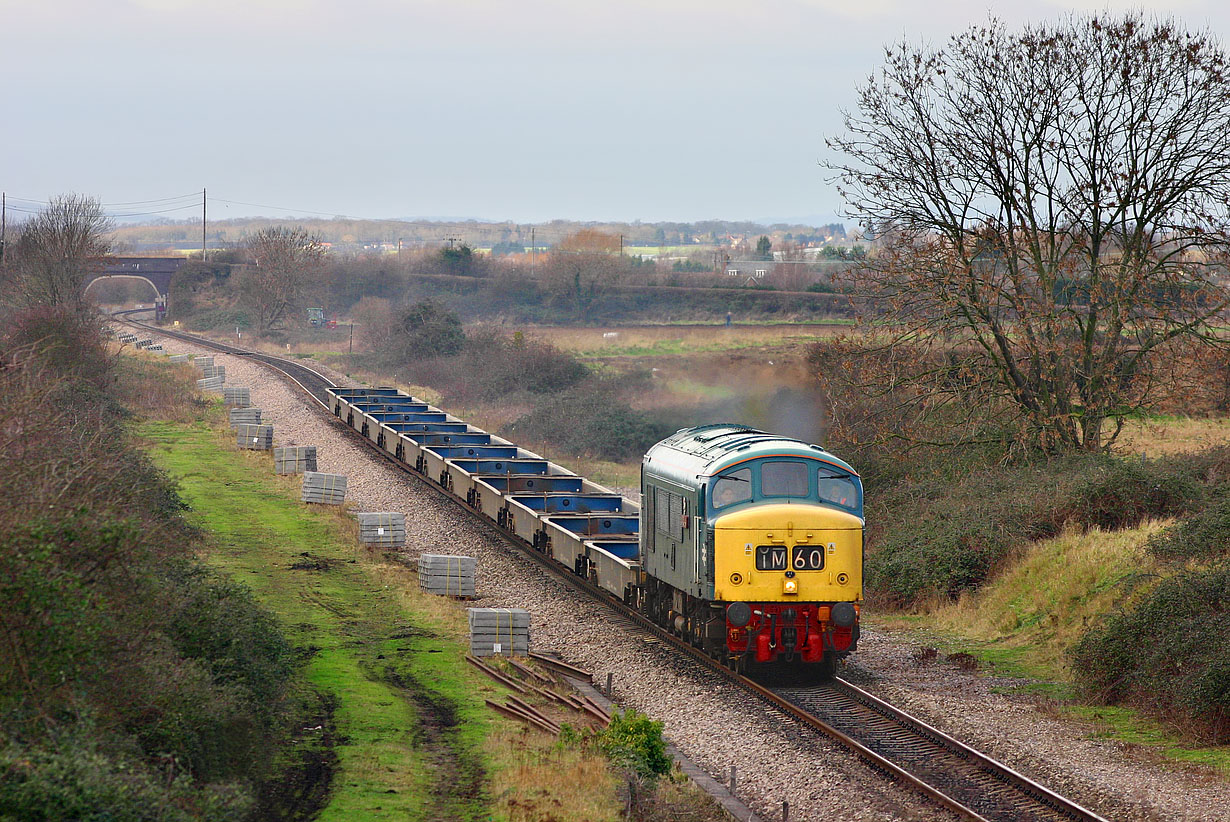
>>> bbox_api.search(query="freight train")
[329,386,864,676]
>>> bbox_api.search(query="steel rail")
[115,315,1109,822]
[112,311,335,412]
[823,679,1107,821]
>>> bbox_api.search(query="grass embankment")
[141,417,625,820]
[879,519,1230,775]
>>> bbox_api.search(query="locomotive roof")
[643,424,857,487]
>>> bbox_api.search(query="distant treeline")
[112,216,849,251]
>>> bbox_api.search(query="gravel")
[132,329,1230,822]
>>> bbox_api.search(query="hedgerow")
[864,453,1214,607]
[0,307,297,818]
[1069,563,1230,743]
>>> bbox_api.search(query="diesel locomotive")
[328,387,863,677]
[640,425,863,675]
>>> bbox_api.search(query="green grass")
[1066,705,1230,775]
[882,523,1171,679]
[140,419,491,820]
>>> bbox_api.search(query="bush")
[4,305,112,388]
[0,729,252,822]
[867,522,1002,604]
[597,710,671,779]
[1066,457,1206,530]
[0,317,296,816]
[0,515,294,785]
[187,307,251,331]
[397,329,590,405]
[1147,487,1230,563]
[508,385,671,462]
[1069,563,1230,743]
[864,458,1076,606]
[394,300,466,359]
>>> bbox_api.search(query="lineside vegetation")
[820,11,1230,745]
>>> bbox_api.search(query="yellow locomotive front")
[707,456,863,671]
[640,425,863,675]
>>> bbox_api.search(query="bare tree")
[242,226,326,331]
[827,14,1230,451]
[6,194,113,312]
[540,230,625,315]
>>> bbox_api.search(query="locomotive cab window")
[711,468,752,510]
[818,470,860,512]
[761,460,809,498]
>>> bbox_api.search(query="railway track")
[112,309,336,409]
[114,312,1108,822]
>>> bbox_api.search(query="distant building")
[723,260,772,286]
[722,259,816,288]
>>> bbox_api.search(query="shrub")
[399,329,590,404]
[867,523,1001,605]
[1147,487,1230,563]
[597,710,671,779]
[1066,457,1206,530]
[188,307,251,331]
[0,731,249,822]
[1069,563,1230,743]
[508,385,671,462]
[4,305,112,388]
[0,317,296,815]
[864,451,1217,607]
[394,300,466,359]
[863,457,1078,606]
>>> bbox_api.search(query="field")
[531,322,852,357]
[1113,414,1230,457]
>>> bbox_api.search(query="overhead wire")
[4,192,202,208]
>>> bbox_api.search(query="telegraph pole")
[619,233,624,256]
[201,188,207,262]
[531,228,536,277]
[1,192,6,263]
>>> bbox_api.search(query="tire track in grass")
[141,419,487,821]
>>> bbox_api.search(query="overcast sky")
[2,1,1226,226]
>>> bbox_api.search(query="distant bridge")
[83,257,187,316]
